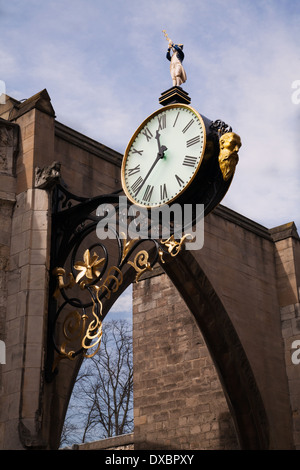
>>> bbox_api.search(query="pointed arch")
[46,246,270,450]
[160,249,270,449]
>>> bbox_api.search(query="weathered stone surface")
[133,273,239,450]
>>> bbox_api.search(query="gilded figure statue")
[163,30,187,87]
[166,40,187,86]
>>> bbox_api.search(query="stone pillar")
[3,188,50,448]
[0,120,19,445]
[132,268,239,450]
[0,91,55,449]
[271,223,300,449]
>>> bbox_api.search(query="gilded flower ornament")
[74,249,105,284]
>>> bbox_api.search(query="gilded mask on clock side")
[218,132,242,181]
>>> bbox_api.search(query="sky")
[1,0,300,237]
[106,285,133,323]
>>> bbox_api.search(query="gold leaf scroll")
[52,267,75,298]
[128,250,152,282]
[51,310,88,371]
[97,266,123,299]
[120,234,153,282]
[81,286,103,358]
[159,234,192,263]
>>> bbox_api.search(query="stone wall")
[2,187,50,448]
[67,433,134,450]
[271,223,300,449]
[0,120,19,441]
[133,268,239,450]
[0,96,54,448]
[190,207,295,449]
[0,91,123,449]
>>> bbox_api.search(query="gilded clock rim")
[121,103,207,208]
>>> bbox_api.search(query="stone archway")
[43,267,137,450]
[50,249,270,450]
[39,184,290,450]
[158,250,270,449]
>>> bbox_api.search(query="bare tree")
[61,319,133,446]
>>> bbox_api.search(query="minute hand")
[135,145,167,197]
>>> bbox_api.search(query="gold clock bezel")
[121,103,207,208]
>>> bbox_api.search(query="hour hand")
[155,130,163,151]
[155,130,167,156]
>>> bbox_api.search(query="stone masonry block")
[29,249,47,265]
[33,189,49,211]
[32,211,48,230]
[18,249,30,267]
[31,230,48,250]
[28,265,47,290]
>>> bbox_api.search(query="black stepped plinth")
[159,86,191,106]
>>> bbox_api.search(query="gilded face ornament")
[218,132,242,181]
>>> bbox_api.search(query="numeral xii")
[157,114,166,130]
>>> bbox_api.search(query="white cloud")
[1,0,299,229]
[184,2,300,229]
[0,48,17,81]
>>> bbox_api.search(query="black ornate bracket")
[210,119,232,136]
[45,183,190,381]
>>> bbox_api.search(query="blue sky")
[1,0,300,229]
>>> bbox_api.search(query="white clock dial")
[121,104,206,208]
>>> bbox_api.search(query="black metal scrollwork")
[210,119,232,136]
[45,184,189,380]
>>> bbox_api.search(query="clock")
[121,103,207,208]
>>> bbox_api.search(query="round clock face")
[121,104,206,208]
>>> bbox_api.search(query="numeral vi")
[160,183,167,200]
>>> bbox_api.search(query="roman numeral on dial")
[131,148,143,156]
[183,156,197,167]
[141,127,153,142]
[127,164,140,176]
[157,114,166,130]
[173,111,180,127]
[143,185,154,202]
[175,174,184,187]
[186,136,200,147]
[182,119,194,133]
[160,183,167,200]
[131,176,143,193]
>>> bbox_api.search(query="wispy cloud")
[1,0,299,229]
